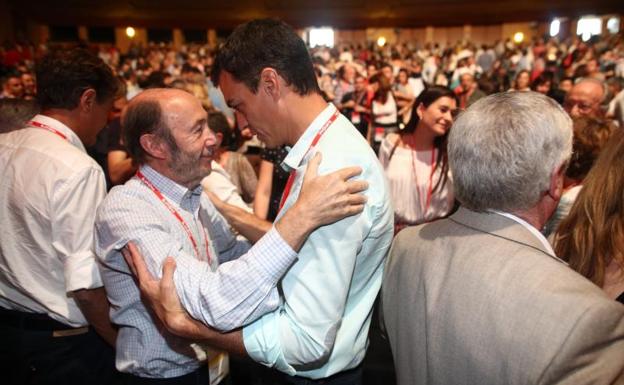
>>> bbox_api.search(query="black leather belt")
[0,307,89,337]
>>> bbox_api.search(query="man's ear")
[139,134,168,160]
[547,162,566,201]
[259,67,280,101]
[79,88,97,113]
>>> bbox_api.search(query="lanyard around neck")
[136,170,212,265]
[28,120,69,141]
[408,137,437,216]
[278,108,340,213]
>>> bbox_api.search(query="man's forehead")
[569,84,602,101]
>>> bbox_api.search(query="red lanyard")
[410,143,437,216]
[136,170,212,265]
[278,108,340,213]
[28,120,69,141]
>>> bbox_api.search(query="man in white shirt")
[0,49,121,385]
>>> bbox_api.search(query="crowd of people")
[0,19,623,385]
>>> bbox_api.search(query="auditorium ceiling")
[9,0,624,28]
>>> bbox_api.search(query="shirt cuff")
[252,227,297,282]
[64,251,104,292]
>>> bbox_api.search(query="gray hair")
[449,92,572,212]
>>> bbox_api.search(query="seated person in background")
[382,91,624,385]
[208,111,258,203]
[542,116,617,237]
[554,129,624,304]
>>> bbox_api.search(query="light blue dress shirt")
[243,104,394,379]
[95,165,297,378]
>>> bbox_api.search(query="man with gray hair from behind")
[382,91,624,385]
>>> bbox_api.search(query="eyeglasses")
[564,100,598,113]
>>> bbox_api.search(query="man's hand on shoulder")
[276,152,368,251]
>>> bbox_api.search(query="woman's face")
[417,96,457,137]
[536,80,551,94]
[517,72,530,89]
[398,71,408,84]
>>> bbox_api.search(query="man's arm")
[52,166,116,345]
[111,152,368,332]
[122,251,246,356]
[107,150,136,186]
[126,154,386,370]
[253,160,274,220]
[206,190,271,243]
[73,287,118,347]
[207,152,367,250]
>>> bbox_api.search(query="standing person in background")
[393,68,416,124]
[332,64,355,107]
[554,129,624,304]
[379,86,457,233]
[455,73,485,109]
[371,74,399,151]
[564,78,607,119]
[340,74,371,138]
[542,116,617,237]
[88,77,133,190]
[0,48,120,385]
[254,145,290,221]
[509,69,531,91]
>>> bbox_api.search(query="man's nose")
[235,111,248,131]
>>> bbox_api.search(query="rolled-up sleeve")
[52,167,106,292]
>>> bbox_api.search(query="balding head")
[122,88,194,165]
[564,78,606,118]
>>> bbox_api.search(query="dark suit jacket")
[382,207,624,385]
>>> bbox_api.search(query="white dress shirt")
[0,114,105,327]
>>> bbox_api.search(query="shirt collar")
[29,114,86,153]
[138,164,203,213]
[491,210,562,263]
[282,103,336,171]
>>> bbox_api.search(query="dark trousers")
[281,365,363,385]
[0,307,120,385]
[121,366,211,385]
[229,358,362,385]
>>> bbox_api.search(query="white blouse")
[379,136,454,225]
[372,92,398,125]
